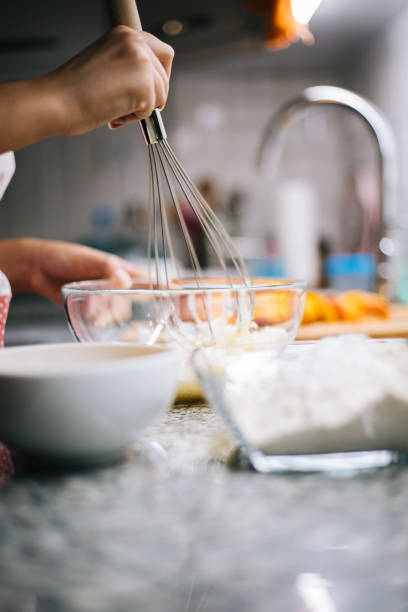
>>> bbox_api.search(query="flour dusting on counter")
[224,336,408,454]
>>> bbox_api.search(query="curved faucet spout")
[257,85,398,296]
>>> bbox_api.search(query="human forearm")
[0,78,66,154]
[0,26,173,154]
[0,238,34,292]
[0,238,143,304]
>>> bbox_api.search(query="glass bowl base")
[237,449,403,474]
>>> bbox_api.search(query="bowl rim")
[0,342,179,378]
[62,278,307,296]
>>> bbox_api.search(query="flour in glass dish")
[224,335,408,454]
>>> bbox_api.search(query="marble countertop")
[2,400,408,612]
[2,319,408,611]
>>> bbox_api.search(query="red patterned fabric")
[0,294,13,483]
[0,443,14,485]
[0,294,10,348]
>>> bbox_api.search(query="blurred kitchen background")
[1,0,408,312]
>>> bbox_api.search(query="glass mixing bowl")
[191,338,405,473]
[62,279,307,352]
[62,278,307,404]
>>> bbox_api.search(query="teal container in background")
[248,257,284,278]
[325,253,375,292]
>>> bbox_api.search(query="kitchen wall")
[355,3,408,224]
[0,121,150,243]
[345,3,408,298]
[0,5,406,277]
[0,64,353,251]
[166,62,380,281]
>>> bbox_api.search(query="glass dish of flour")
[192,335,408,472]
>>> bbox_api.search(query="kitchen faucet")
[256,85,398,297]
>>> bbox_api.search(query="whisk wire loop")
[153,143,216,340]
[143,111,253,345]
[162,140,251,287]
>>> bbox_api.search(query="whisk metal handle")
[139,110,167,144]
[106,0,167,144]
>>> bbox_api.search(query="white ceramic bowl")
[0,343,180,467]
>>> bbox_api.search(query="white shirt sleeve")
[0,152,15,200]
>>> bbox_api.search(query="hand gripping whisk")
[108,0,252,345]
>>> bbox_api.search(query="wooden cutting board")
[296,303,408,340]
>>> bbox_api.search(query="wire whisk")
[141,111,252,345]
[143,111,250,289]
[107,0,252,346]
